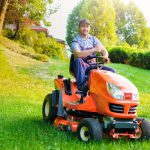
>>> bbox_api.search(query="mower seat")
[69,54,75,77]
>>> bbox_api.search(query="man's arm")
[73,45,108,58]
[73,47,99,58]
[100,45,108,58]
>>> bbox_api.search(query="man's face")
[79,23,90,36]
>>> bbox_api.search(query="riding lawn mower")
[42,55,150,142]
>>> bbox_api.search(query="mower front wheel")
[42,94,57,123]
[135,118,150,140]
[77,118,102,142]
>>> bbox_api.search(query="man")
[71,19,115,91]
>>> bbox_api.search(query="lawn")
[0,44,150,150]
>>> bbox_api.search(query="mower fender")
[57,91,67,117]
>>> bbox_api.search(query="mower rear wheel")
[135,118,150,140]
[42,94,57,123]
[77,118,102,142]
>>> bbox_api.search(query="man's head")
[79,19,91,37]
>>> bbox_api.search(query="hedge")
[108,46,150,69]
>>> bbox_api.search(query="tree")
[66,0,118,48]
[112,0,126,41]
[0,0,8,34]
[67,0,150,48]
[113,0,150,47]
[66,1,82,47]
[139,26,150,48]
[1,0,55,37]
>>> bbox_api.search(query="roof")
[31,26,48,32]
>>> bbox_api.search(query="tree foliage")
[0,0,55,36]
[66,1,82,47]
[66,0,150,48]
[113,0,150,47]
[66,0,118,48]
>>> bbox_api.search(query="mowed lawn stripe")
[0,45,150,149]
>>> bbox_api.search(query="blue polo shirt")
[71,34,102,51]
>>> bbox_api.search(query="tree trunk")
[0,0,8,34]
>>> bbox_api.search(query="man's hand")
[93,45,110,63]
[101,56,110,63]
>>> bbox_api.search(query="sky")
[48,0,150,40]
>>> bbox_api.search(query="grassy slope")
[0,44,150,150]
[0,36,49,61]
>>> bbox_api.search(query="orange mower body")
[42,55,150,142]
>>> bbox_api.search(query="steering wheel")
[84,55,107,69]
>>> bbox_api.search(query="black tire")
[42,93,57,123]
[135,118,150,140]
[77,118,102,142]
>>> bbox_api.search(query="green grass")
[0,44,150,150]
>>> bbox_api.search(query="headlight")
[132,86,139,100]
[107,83,124,100]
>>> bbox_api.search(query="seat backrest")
[69,54,75,77]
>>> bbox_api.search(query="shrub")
[2,28,14,38]
[109,47,129,64]
[17,29,67,60]
[108,46,150,69]
[144,52,150,69]
[18,28,38,47]
[128,52,150,69]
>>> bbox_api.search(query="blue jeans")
[73,58,115,90]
